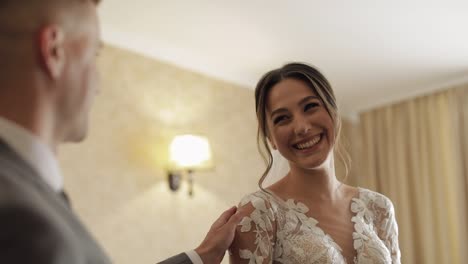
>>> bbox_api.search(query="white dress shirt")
[0,117,63,191]
[185,250,203,264]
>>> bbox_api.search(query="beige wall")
[59,45,264,263]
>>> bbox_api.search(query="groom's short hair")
[0,0,101,77]
[0,0,101,32]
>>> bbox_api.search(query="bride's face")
[265,78,335,170]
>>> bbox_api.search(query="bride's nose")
[293,116,312,136]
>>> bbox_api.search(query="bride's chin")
[302,154,333,171]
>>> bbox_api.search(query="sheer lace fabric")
[236,188,401,264]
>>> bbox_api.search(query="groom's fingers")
[210,206,237,230]
[224,209,243,232]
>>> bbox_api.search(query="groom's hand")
[195,206,243,264]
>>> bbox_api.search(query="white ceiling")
[99,0,468,117]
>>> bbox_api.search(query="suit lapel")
[0,139,71,209]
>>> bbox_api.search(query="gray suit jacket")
[157,253,193,264]
[0,139,192,264]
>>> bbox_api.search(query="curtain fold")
[354,84,468,264]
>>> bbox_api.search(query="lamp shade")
[168,134,213,170]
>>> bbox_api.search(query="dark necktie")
[59,190,71,208]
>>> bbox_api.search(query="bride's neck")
[284,159,342,201]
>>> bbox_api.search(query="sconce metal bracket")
[168,172,181,191]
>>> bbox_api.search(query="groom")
[0,0,241,263]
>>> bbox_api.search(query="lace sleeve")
[376,197,401,264]
[230,193,276,264]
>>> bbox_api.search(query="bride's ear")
[267,136,277,150]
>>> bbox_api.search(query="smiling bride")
[229,63,401,264]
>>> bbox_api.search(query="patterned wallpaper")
[58,44,357,263]
[59,45,264,263]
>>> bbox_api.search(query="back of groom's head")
[0,0,102,145]
[0,0,101,31]
[0,0,102,65]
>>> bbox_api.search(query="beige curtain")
[353,85,468,264]
[452,86,468,260]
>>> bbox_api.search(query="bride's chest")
[273,208,389,264]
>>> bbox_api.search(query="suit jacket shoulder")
[0,140,112,264]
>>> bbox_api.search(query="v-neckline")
[265,187,364,264]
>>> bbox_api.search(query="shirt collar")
[0,117,63,192]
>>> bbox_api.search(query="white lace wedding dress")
[235,187,401,263]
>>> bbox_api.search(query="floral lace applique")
[236,188,401,264]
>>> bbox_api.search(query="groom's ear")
[38,25,66,80]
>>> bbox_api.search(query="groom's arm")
[157,252,194,264]
[157,206,242,264]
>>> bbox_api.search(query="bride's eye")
[273,115,289,125]
[304,102,319,112]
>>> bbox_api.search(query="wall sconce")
[167,134,213,196]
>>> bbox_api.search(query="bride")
[229,63,401,264]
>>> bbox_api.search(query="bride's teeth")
[296,134,321,149]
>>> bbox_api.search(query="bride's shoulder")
[357,187,395,212]
[237,190,279,217]
[239,190,275,207]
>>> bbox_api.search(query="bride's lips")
[292,133,324,153]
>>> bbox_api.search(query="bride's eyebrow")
[298,95,320,105]
[270,95,320,117]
